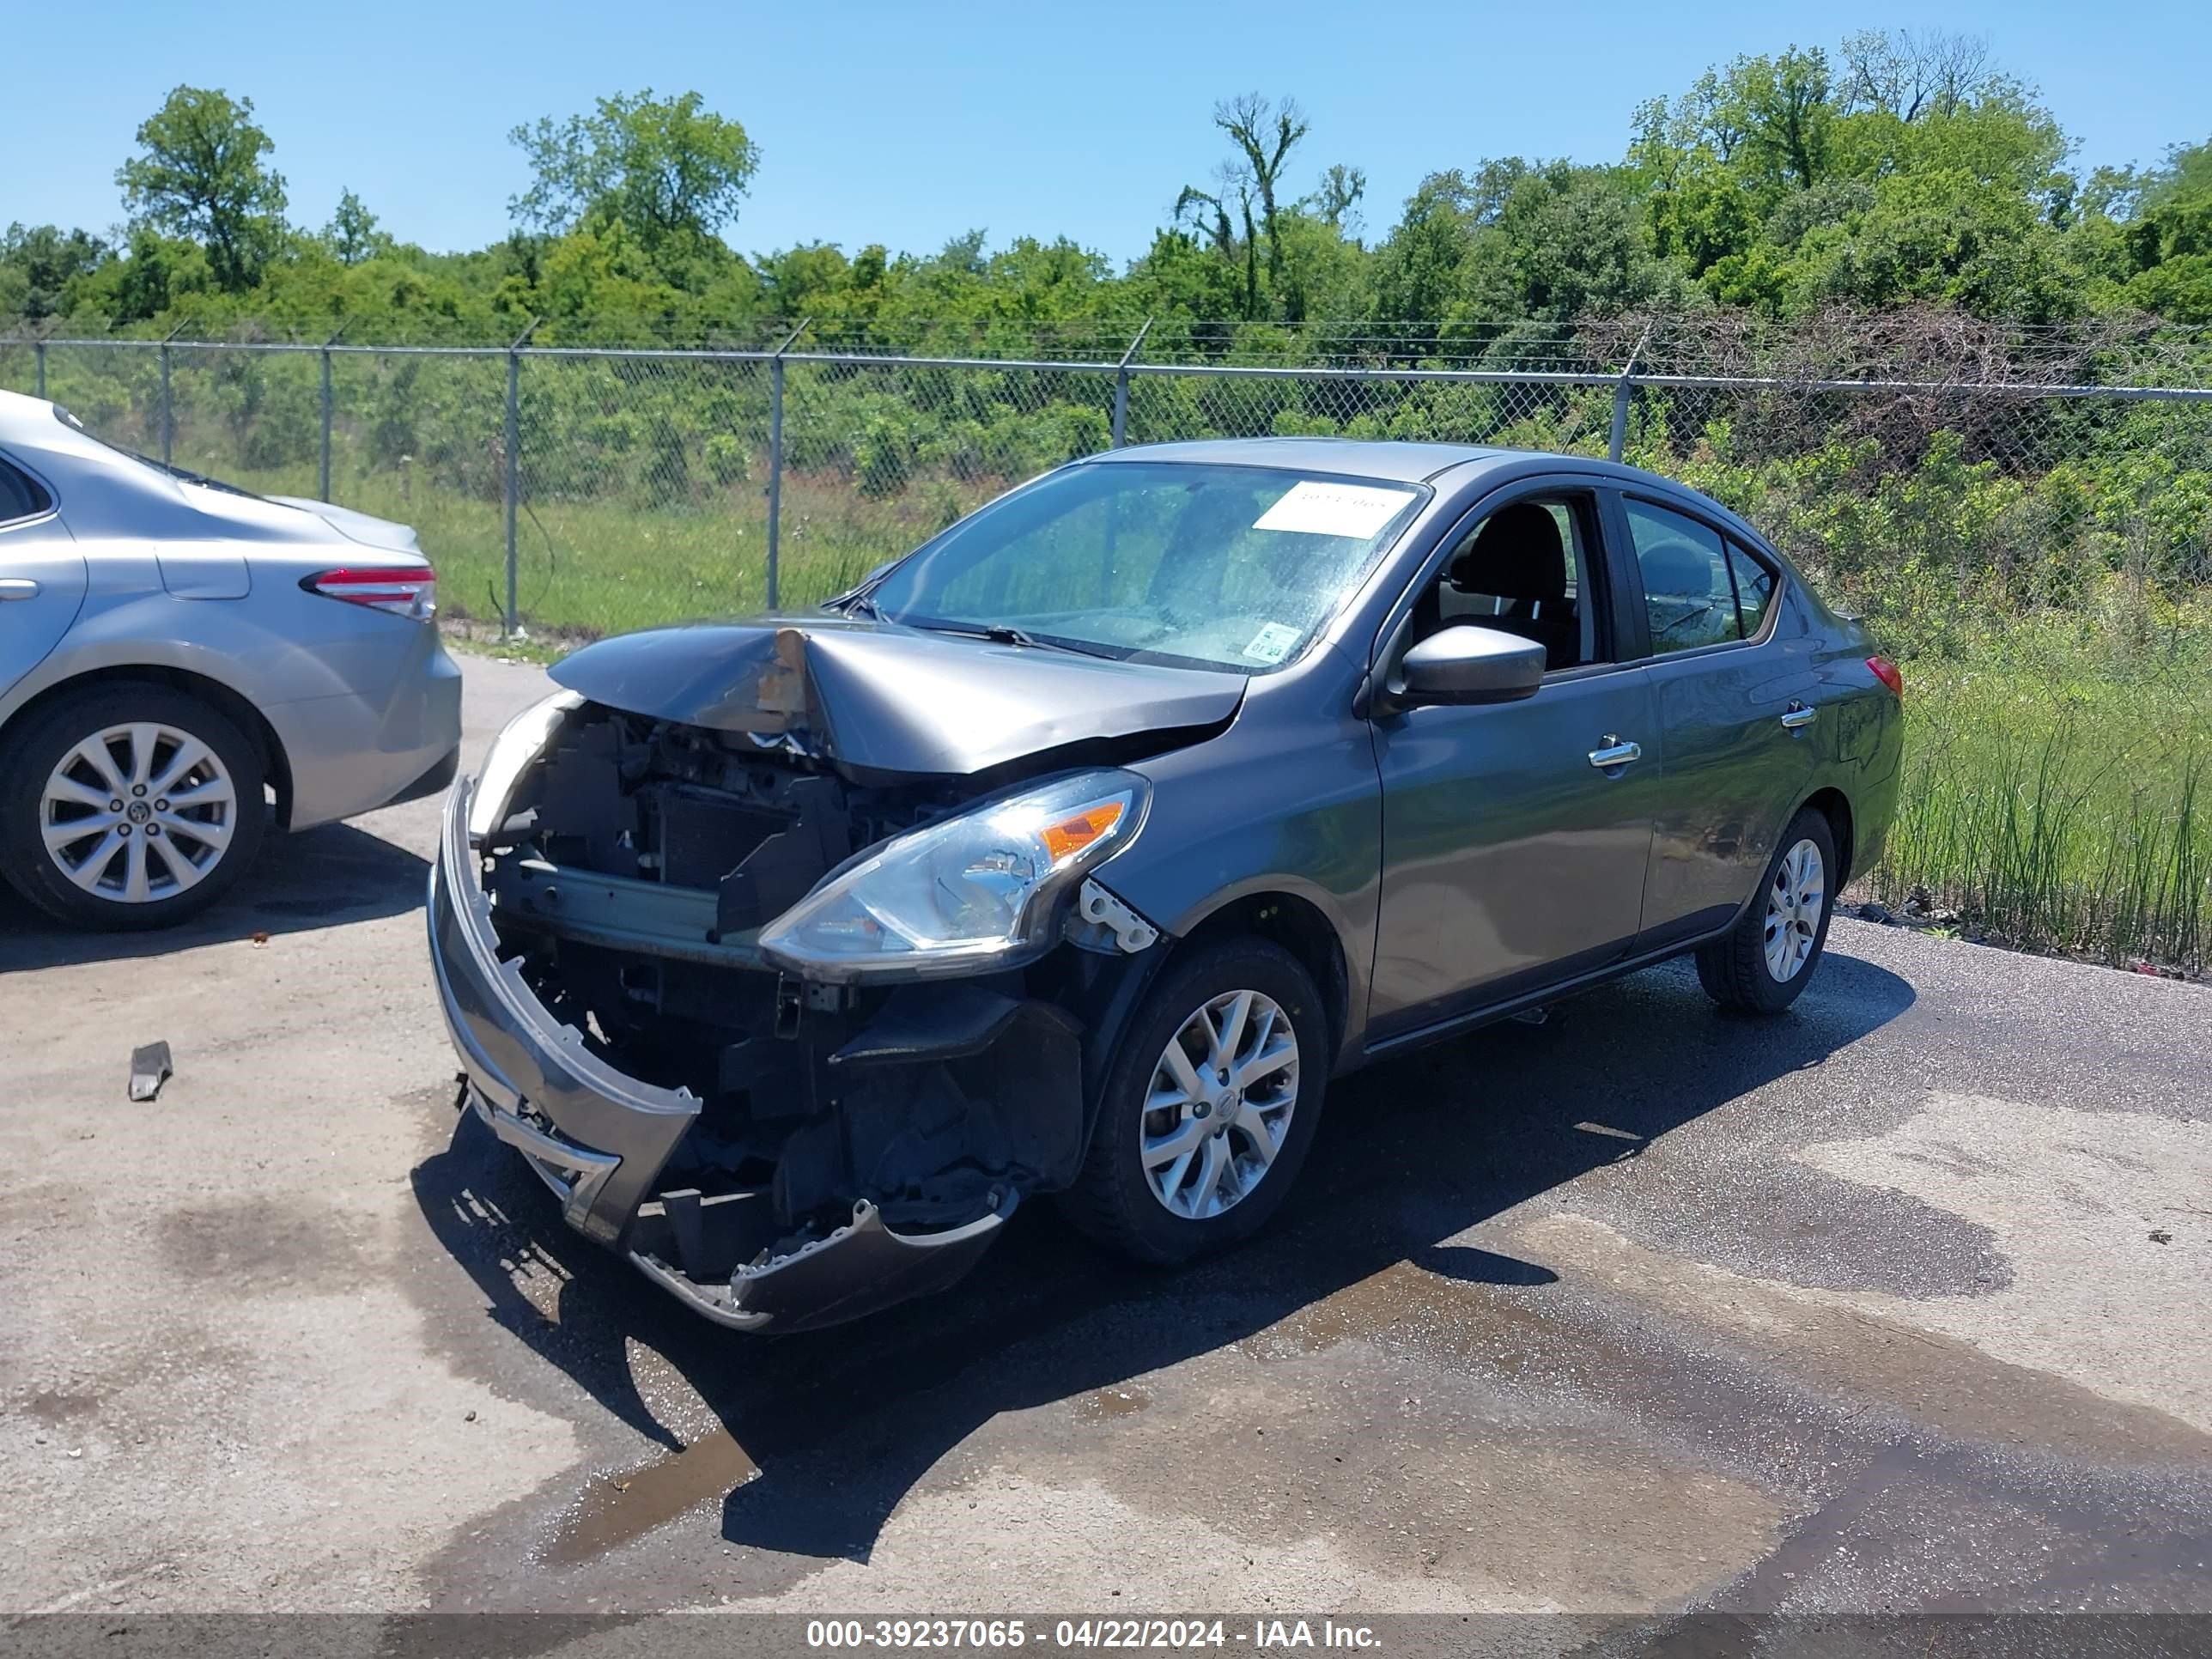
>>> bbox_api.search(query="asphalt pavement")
[2,651,2207,1623]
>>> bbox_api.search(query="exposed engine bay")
[470,699,1152,1321]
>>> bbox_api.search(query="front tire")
[1059,937,1328,1265]
[1696,806,1837,1015]
[0,682,267,931]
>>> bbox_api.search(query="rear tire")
[0,682,267,931]
[1695,806,1837,1015]
[1058,938,1328,1265]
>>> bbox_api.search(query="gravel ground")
[2,652,2207,1623]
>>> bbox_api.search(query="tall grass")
[1871,612,2211,975]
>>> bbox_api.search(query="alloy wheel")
[40,721,239,905]
[1763,837,1826,982]
[1139,988,1300,1219]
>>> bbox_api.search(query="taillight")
[302,565,436,620]
[1867,655,1904,698]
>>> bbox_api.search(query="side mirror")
[1395,623,1547,708]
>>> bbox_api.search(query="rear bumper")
[427,779,1021,1332]
[278,634,465,829]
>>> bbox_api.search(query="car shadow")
[0,820,428,973]
[410,948,1916,1573]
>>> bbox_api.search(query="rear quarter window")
[0,456,53,524]
[1726,540,1778,638]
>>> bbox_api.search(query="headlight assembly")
[758,769,1149,983]
[465,690,583,847]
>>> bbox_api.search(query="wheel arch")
[0,665,293,828]
[1171,890,1355,1073]
[1802,785,1856,885]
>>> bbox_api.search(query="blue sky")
[6,0,2209,263]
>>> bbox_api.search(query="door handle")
[1588,737,1643,769]
[1780,701,1816,730]
[0,578,40,601]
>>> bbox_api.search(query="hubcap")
[1763,837,1826,982]
[40,722,238,904]
[1139,988,1299,1220]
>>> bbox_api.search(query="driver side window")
[1411,493,1605,673]
[1624,499,1740,654]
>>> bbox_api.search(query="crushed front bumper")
[427,779,1018,1332]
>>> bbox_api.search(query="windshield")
[52,404,271,502]
[861,461,1427,673]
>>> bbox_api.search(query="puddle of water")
[1243,1260,1565,1376]
[1077,1385,1152,1420]
[544,1426,762,1567]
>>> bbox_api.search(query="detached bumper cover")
[429,781,697,1245]
[427,778,1018,1330]
[633,1192,1016,1334]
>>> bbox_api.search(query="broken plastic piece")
[1077,879,1159,953]
[128,1042,173,1102]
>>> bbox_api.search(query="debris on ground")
[127,1042,173,1103]
[2150,1230,2173,1244]
[250,931,270,947]
[1856,900,1897,924]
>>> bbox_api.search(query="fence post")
[318,323,347,502]
[1112,317,1153,448]
[504,318,540,639]
[159,323,185,466]
[1607,323,1655,465]
[764,318,810,612]
[33,337,46,400]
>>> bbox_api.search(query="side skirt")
[1355,916,1741,1066]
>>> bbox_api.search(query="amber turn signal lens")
[1042,800,1127,862]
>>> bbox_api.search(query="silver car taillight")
[302,565,437,620]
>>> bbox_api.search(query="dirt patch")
[156,1198,382,1292]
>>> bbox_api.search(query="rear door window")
[1624,498,1741,654]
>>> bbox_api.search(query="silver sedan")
[0,389,462,929]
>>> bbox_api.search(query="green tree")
[115,86,288,293]
[72,228,216,325]
[508,89,760,251]
[323,188,392,265]
[1789,168,2081,319]
[1462,161,1689,324]
[2116,143,2212,319]
[0,224,111,319]
[1732,48,1838,195]
[1368,172,1479,344]
[1174,94,1345,320]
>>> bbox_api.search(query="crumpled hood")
[549,617,1247,778]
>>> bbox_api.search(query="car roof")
[1090,436,1514,484]
[1089,436,1784,555]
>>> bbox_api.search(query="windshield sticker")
[1253,479,1416,539]
[1242,622,1303,664]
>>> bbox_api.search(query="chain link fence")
[5,318,2211,968]
[2,325,2208,646]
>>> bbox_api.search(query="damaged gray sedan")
[428,439,1903,1332]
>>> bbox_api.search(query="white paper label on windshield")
[1253,479,1416,539]
[1242,622,1303,664]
